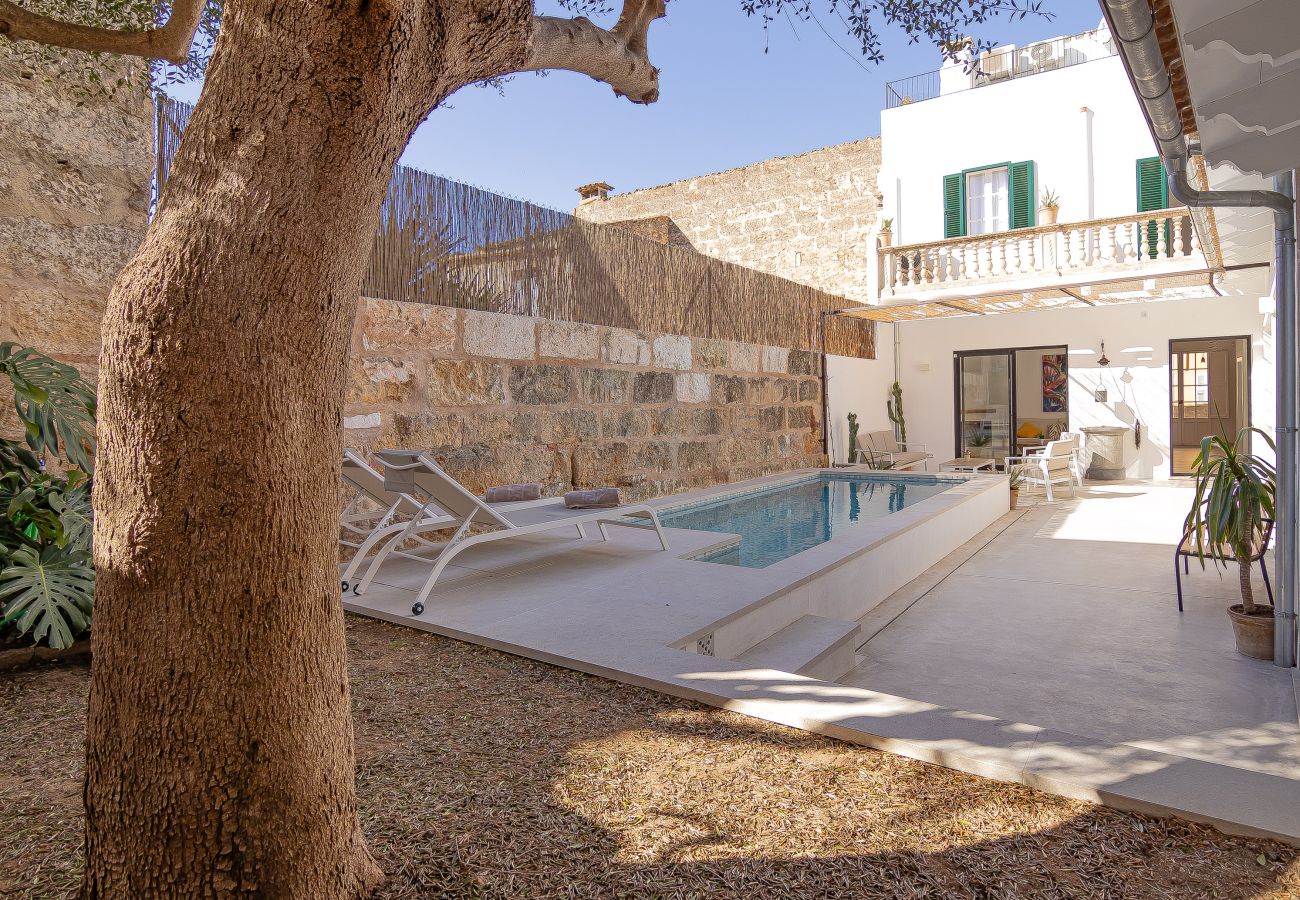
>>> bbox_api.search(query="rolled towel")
[564,487,622,509]
[485,482,543,503]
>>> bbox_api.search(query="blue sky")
[168,2,1102,211]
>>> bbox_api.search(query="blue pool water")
[659,474,959,569]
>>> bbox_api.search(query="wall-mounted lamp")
[1094,341,1111,402]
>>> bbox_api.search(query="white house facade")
[841,21,1276,481]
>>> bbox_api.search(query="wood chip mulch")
[2,615,1298,899]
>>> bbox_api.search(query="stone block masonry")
[575,138,882,304]
[347,298,826,501]
[0,62,152,439]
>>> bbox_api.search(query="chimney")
[576,181,614,204]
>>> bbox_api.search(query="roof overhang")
[1164,0,1300,180]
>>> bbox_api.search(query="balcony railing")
[884,28,1117,108]
[879,210,1204,300]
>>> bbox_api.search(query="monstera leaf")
[0,342,97,474]
[0,545,95,649]
[49,485,93,552]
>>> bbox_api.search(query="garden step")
[734,615,861,682]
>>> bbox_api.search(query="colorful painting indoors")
[1042,353,1067,412]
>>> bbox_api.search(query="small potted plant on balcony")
[878,219,893,248]
[1184,427,1277,660]
[1038,188,1060,225]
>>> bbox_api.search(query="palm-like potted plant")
[878,218,894,248]
[1038,188,1060,225]
[1184,427,1277,659]
[1008,464,1023,509]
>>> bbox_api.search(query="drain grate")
[695,633,714,657]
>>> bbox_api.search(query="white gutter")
[1100,0,1297,667]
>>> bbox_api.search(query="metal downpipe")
[1100,0,1299,666]
[1271,172,1297,668]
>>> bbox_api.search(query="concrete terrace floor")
[845,480,1300,781]
[345,475,1300,845]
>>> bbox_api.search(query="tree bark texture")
[83,1,531,896]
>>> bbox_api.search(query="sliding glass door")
[956,351,1012,464]
[955,346,1070,467]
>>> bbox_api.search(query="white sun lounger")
[353,449,671,614]
[339,449,456,593]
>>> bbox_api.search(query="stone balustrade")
[879,209,1204,300]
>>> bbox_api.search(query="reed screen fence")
[154,95,874,359]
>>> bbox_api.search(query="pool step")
[734,615,861,682]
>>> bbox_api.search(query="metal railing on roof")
[884,28,1117,109]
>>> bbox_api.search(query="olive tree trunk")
[82,1,530,896]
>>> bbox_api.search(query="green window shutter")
[1008,161,1035,229]
[1136,156,1168,211]
[1136,156,1170,256]
[943,172,965,238]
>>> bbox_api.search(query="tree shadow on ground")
[345,619,1300,900]
[2,618,1297,899]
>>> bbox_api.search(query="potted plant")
[878,219,894,248]
[846,412,860,466]
[1038,188,1060,225]
[1008,465,1023,509]
[1184,427,1277,660]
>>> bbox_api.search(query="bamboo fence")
[154,95,875,358]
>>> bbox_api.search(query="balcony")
[877,209,1215,310]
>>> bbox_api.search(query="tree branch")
[521,0,665,104]
[0,0,205,65]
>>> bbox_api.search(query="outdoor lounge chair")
[352,450,670,614]
[1023,430,1084,486]
[1174,518,1274,612]
[339,449,456,593]
[854,430,930,471]
[1006,439,1077,501]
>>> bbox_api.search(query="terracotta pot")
[1227,604,1274,660]
[1009,488,1019,509]
[1039,206,1059,225]
[878,231,892,248]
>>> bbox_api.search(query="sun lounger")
[339,449,457,593]
[352,450,670,614]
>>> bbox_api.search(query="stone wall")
[346,298,826,500]
[0,66,152,381]
[575,138,882,303]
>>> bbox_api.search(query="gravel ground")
[3,615,1298,899]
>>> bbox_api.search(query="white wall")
[826,325,897,464]
[879,55,1157,246]
[892,295,1273,479]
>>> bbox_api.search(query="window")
[1136,157,1168,212]
[966,166,1009,235]
[943,161,1035,238]
[1137,156,1170,258]
[1177,351,1209,419]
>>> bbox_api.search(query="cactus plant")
[847,412,860,465]
[887,381,907,445]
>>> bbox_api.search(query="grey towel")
[485,482,543,503]
[564,488,622,509]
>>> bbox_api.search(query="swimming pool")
[658,473,962,568]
